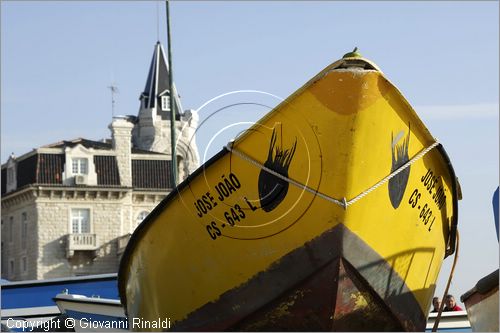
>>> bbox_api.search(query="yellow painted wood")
[120,56,456,330]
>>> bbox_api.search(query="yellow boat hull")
[119,55,459,331]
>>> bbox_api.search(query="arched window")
[136,211,149,225]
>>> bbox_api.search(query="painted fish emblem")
[389,124,411,209]
[258,127,297,212]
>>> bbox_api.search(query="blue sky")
[2,1,498,307]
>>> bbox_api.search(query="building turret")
[132,41,199,179]
[133,41,182,154]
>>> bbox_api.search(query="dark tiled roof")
[37,154,64,184]
[132,159,172,189]
[1,168,6,195]
[18,154,39,186]
[1,153,173,195]
[94,156,120,186]
[42,138,112,151]
[1,154,50,196]
[41,137,165,155]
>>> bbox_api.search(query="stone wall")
[1,190,39,280]
[35,189,130,279]
[133,112,200,175]
[110,118,133,187]
[1,188,168,281]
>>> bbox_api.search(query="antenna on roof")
[108,84,119,118]
[165,0,178,187]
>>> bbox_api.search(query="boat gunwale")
[117,147,230,310]
[460,269,500,303]
[53,294,123,307]
[435,144,459,258]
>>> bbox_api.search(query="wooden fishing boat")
[54,293,128,332]
[118,50,459,331]
[460,269,499,332]
[459,188,498,332]
[426,310,470,332]
[1,273,117,331]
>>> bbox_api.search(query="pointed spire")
[139,41,182,119]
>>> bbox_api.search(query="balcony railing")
[66,233,98,258]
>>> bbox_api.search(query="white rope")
[225,141,440,209]
[226,141,346,207]
[346,141,440,207]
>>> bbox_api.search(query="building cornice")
[131,154,170,160]
[1,185,37,208]
[132,189,170,195]
[34,184,132,191]
[132,190,169,204]
[2,184,171,208]
[1,185,132,207]
[1,147,119,169]
[36,147,65,155]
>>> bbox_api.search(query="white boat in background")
[1,273,117,332]
[53,294,128,332]
[426,310,470,332]
[460,269,499,332]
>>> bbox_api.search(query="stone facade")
[110,118,134,187]
[1,191,38,280]
[1,185,168,280]
[133,111,200,179]
[1,41,199,281]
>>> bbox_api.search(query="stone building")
[1,41,199,281]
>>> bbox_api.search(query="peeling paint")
[350,291,368,310]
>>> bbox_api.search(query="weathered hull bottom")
[171,224,427,332]
[232,257,404,332]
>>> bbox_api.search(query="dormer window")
[72,158,88,175]
[6,157,17,193]
[140,93,149,109]
[161,95,170,111]
[7,167,15,184]
[63,145,97,186]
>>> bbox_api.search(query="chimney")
[109,117,134,187]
